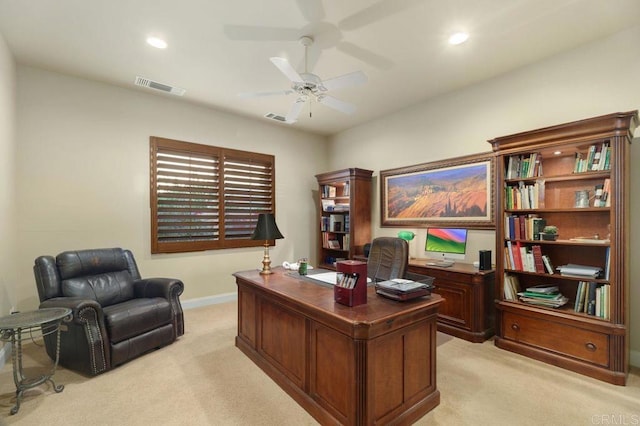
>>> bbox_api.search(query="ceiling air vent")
[134,76,186,96]
[264,113,290,123]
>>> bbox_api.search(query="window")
[150,137,275,254]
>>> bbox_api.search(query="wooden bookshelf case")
[489,111,638,385]
[315,168,372,270]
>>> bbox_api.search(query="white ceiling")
[1,0,639,136]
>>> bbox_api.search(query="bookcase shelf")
[489,110,638,385]
[316,168,372,270]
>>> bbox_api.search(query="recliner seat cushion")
[62,271,134,306]
[103,298,172,344]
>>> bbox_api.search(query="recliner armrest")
[38,296,111,376]
[134,278,184,300]
[134,278,184,337]
[39,296,105,325]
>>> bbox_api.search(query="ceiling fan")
[239,36,367,124]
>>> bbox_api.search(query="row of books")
[503,279,569,308]
[593,179,611,207]
[320,182,350,198]
[505,215,546,240]
[504,277,609,317]
[321,199,350,212]
[505,152,542,179]
[504,180,545,210]
[504,242,554,274]
[322,232,349,251]
[574,141,611,173]
[574,281,610,318]
[320,214,349,232]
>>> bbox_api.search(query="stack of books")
[557,264,602,278]
[517,285,568,308]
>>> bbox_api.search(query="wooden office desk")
[233,268,443,426]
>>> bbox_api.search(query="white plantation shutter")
[150,137,275,253]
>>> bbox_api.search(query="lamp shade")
[251,213,284,240]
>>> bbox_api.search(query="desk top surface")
[234,267,442,327]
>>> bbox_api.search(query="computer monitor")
[425,228,468,261]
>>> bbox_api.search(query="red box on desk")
[334,260,367,307]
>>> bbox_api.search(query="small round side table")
[0,307,72,415]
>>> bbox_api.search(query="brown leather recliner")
[33,248,184,376]
[366,237,409,281]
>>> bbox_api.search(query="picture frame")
[380,152,495,229]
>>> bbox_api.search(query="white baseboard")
[181,292,237,310]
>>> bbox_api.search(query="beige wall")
[0,32,17,318]
[328,25,640,364]
[15,66,328,309]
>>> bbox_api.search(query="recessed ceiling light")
[448,32,469,45]
[146,37,167,49]
[554,151,562,155]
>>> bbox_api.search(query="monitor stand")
[425,259,455,267]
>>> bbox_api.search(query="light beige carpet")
[1,301,639,425]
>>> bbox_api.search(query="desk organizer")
[334,260,367,307]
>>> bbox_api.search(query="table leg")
[7,321,66,414]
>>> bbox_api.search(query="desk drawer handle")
[585,342,597,352]
[510,323,520,332]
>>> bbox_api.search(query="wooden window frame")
[150,136,276,254]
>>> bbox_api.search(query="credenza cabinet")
[407,260,495,342]
[489,111,638,385]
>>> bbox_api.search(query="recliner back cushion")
[62,271,135,307]
[57,248,128,280]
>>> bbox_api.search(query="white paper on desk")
[310,272,338,285]
[307,272,372,286]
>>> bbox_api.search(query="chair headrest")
[57,248,127,279]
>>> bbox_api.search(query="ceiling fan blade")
[285,98,307,123]
[321,71,367,92]
[296,0,325,23]
[238,89,294,98]
[337,42,394,70]
[270,57,304,83]
[317,95,356,115]
[223,25,300,41]
[338,0,424,31]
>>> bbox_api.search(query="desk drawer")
[502,311,609,367]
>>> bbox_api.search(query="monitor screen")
[425,228,468,260]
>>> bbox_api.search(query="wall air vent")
[264,113,290,123]
[134,76,186,96]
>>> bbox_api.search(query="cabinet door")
[259,299,306,389]
[432,279,471,330]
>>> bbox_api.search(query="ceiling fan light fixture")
[448,32,469,45]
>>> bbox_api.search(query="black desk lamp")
[251,213,284,275]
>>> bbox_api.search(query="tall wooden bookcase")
[489,111,638,385]
[315,168,372,270]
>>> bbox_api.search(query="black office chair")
[366,237,409,282]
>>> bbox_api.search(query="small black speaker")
[479,250,492,270]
